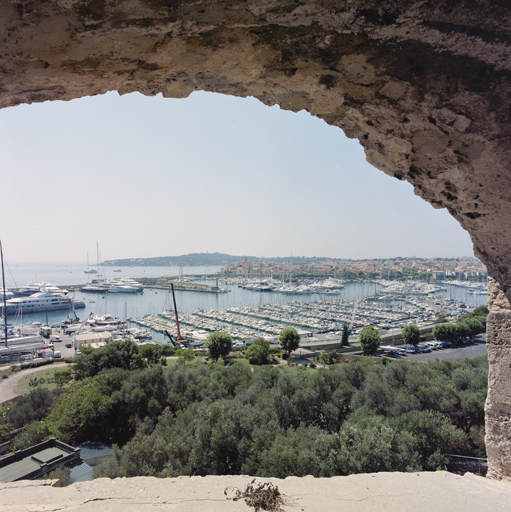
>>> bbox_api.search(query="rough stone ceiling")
[1,0,511,294]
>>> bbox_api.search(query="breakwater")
[136,277,229,293]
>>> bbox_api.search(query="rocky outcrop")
[1,472,511,512]
[2,0,511,477]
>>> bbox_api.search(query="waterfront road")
[0,362,70,404]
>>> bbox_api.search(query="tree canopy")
[432,317,484,344]
[3,352,488,479]
[359,326,381,356]
[246,338,272,365]
[205,331,233,360]
[279,327,300,355]
[341,324,349,347]
[402,324,421,346]
[432,322,457,343]
[472,305,489,317]
[73,339,144,380]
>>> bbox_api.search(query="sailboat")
[84,252,98,274]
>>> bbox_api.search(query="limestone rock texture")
[1,472,511,512]
[2,0,511,481]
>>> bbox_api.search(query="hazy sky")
[1,90,474,263]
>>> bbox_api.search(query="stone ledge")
[1,472,510,512]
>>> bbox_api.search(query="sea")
[2,261,488,342]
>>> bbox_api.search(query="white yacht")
[106,278,143,293]
[81,277,143,293]
[9,280,67,298]
[0,289,85,316]
[81,282,111,293]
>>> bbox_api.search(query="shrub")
[20,359,54,370]
[246,338,272,365]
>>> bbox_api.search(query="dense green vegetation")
[0,339,488,480]
[246,338,273,365]
[433,314,485,344]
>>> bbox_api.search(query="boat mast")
[1,241,8,346]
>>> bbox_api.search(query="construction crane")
[170,283,185,341]
[163,330,178,347]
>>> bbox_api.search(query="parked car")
[65,343,72,348]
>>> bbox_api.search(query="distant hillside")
[102,253,246,267]
[102,254,475,267]
[102,253,352,267]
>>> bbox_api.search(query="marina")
[0,262,488,349]
[130,292,477,343]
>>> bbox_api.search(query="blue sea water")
[1,261,487,340]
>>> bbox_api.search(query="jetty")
[65,277,229,294]
[128,277,230,293]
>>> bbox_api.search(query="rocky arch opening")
[1,0,511,478]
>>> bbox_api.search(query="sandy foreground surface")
[1,471,510,512]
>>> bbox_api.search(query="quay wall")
[64,279,226,293]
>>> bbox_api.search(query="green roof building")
[0,438,81,482]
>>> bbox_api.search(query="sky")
[1,90,474,263]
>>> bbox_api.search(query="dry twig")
[225,479,285,512]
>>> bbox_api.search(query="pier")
[65,276,229,294]
[137,277,229,293]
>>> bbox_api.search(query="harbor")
[129,291,477,344]
[0,263,488,354]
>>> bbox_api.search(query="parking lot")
[44,332,78,359]
[385,334,487,362]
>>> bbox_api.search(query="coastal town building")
[220,257,487,281]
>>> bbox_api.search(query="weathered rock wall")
[486,278,511,479]
[2,0,511,477]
